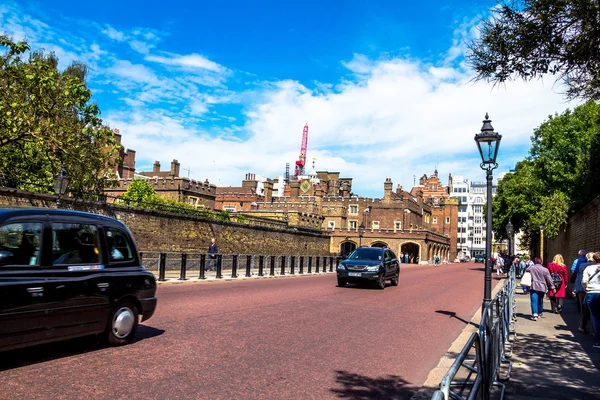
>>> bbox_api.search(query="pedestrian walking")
[528,257,556,321]
[571,249,588,313]
[205,238,219,271]
[582,252,600,348]
[495,255,505,276]
[548,254,568,314]
[571,249,588,279]
[572,252,594,333]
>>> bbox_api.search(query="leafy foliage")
[492,101,600,248]
[0,35,119,197]
[468,0,600,100]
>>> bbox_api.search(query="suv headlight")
[366,265,380,272]
[337,263,346,270]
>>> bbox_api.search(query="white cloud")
[102,25,126,41]
[109,60,158,84]
[146,53,226,73]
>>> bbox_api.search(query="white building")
[449,175,502,259]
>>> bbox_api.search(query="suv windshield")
[347,247,383,261]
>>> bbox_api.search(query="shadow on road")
[330,370,417,399]
[435,310,480,329]
[0,324,164,372]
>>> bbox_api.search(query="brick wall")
[546,196,600,266]
[0,189,330,255]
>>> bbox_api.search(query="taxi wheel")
[105,301,139,346]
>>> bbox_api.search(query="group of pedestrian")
[519,249,600,349]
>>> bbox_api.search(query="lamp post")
[358,223,365,247]
[474,113,502,314]
[539,225,544,262]
[53,164,70,208]
[505,219,514,257]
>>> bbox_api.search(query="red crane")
[294,123,309,177]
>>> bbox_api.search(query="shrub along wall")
[546,195,600,266]
[0,188,331,255]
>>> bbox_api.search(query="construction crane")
[294,123,309,177]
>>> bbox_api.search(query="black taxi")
[0,208,157,351]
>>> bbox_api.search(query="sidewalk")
[505,287,600,399]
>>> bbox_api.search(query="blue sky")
[1,0,578,196]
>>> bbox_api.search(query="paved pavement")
[0,262,493,400]
[505,287,600,400]
[413,280,600,400]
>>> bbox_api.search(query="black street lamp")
[358,223,365,247]
[505,219,514,257]
[474,113,502,314]
[53,164,70,208]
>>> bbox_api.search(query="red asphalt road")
[0,262,501,400]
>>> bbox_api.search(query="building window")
[445,217,450,224]
[394,221,401,231]
[433,217,437,224]
[372,221,380,229]
[458,206,467,212]
[328,221,335,229]
[474,227,482,235]
[473,205,483,214]
[475,217,482,224]
[349,220,357,230]
[224,206,236,212]
[349,205,358,215]
[474,237,482,245]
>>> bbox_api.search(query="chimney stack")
[383,178,393,203]
[170,159,180,177]
[153,161,161,173]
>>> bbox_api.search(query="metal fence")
[431,268,517,400]
[139,252,339,281]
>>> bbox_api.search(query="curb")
[411,278,507,399]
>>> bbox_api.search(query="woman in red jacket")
[548,254,569,313]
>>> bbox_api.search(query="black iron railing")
[140,252,339,281]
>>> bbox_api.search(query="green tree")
[120,179,158,206]
[491,101,600,249]
[468,0,600,100]
[0,35,119,197]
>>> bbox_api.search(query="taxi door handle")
[97,283,109,289]
[27,287,44,297]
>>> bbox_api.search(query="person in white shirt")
[582,252,600,348]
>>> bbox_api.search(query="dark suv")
[0,208,157,352]
[336,247,400,289]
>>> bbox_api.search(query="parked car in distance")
[336,246,400,289]
[474,254,485,263]
[0,208,157,352]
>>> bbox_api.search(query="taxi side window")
[0,222,42,266]
[52,223,100,265]
[105,228,134,262]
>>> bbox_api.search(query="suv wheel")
[337,278,346,287]
[377,273,386,290]
[391,271,399,286]
[105,301,139,346]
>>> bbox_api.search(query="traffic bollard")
[290,256,295,275]
[245,255,252,277]
[158,252,166,281]
[199,254,206,279]
[270,256,276,276]
[231,254,238,278]
[216,254,223,279]
[299,256,304,274]
[280,256,286,276]
[179,253,187,280]
[316,256,320,273]
[259,255,265,276]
